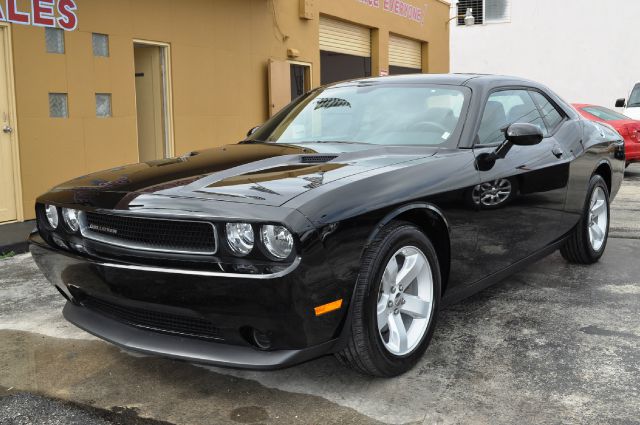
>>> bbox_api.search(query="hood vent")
[300,155,338,164]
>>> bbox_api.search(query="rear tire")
[336,221,441,377]
[560,175,610,264]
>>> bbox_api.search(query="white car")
[616,84,640,120]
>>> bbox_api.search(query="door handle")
[552,146,563,158]
[2,126,12,134]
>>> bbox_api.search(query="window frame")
[457,0,511,26]
[528,88,567,137]
[473,86,568,147]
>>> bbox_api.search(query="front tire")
[336,221,441,377]
[560,175,610,264]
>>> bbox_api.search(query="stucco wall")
[450,0,635,107]
[10,0,449,219]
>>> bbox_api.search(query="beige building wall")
[9,0,450,220]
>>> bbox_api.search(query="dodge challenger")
[30,74,625,376]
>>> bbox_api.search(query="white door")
[0,28,17,223]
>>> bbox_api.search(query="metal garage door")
[389,34,422,72]
[319,16,371,57]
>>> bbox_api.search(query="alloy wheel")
[588,186,608,251]
[377,246,434,356]
[472,179,512,207]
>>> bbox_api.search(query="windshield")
[628,84,640,107]
[583,106,631,121]
[251,84,469,146]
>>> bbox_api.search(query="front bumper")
[30,233,349,369]
[62,302,337,369]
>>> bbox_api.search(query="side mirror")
[246,125,261,137]
[476,123,543,171]
[615,98,626,108]
[505,123,544,146]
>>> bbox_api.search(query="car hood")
[51,143,438,207]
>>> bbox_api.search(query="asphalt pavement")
[1,165,639,425]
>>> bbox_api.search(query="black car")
[30,74,625,377]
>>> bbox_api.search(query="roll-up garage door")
[319,17,372,84]
[389,34,422,74]
[320,16,371,57]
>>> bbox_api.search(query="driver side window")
[477,89,547,145]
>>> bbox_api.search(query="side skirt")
[441,236,569,307]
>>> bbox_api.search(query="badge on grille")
[89,224,118,235]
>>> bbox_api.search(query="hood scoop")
[300,155,339,164]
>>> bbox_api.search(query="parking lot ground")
[1,165,639,425]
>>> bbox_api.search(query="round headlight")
[45,205,59,229]
[261,225,293,260]
[62,208,80,232]
[226,223,254,256]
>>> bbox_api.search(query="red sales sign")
[1,0,78,31]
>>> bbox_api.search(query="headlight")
[45,205,59,229]
[62,208,80,232]
[226,223,254,256]
[261,225,293,260]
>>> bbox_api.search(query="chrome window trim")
[100,256,302,279]
[79,211,218,256]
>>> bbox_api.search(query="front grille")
[82,212,217,255]
[82,296,223,341]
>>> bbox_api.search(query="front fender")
[364,202,450,248]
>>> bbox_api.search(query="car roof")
[329,73,546,90]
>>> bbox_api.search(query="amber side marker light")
[314,299,343,316]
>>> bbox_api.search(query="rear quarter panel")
[565,120,624,219]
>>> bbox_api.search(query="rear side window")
[530,91,564,133]
[477,89,546,145]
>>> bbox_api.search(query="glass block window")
[96,94,112,117]
[45,28,65,54]
[92,33,109,57]
[49,93,68,118]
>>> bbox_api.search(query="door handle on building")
[2,125,12,134]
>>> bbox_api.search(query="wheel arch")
[593,160,612,194]
[365,203,451,294]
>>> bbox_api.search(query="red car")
[573,103,640,166]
